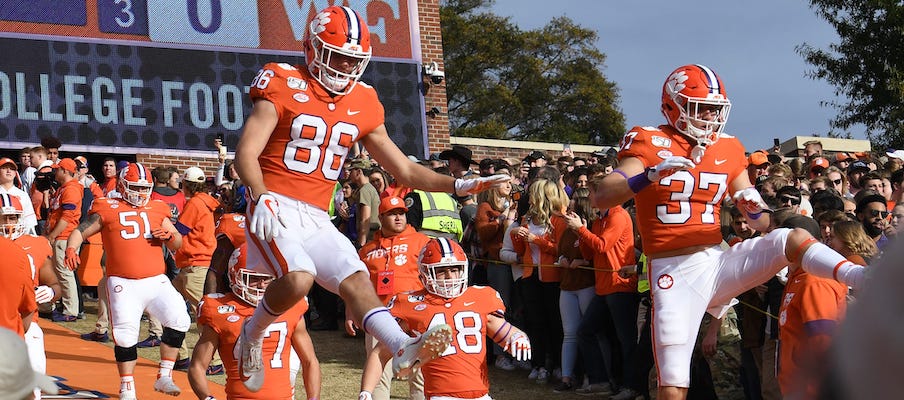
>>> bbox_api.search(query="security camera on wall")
[423,61,444,85]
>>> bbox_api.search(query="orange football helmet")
[228,244,274,306]
[0,193,26,240]
[118,163,153,207]
[661,64,731,147]
[418,238,469,298]
[304,5,372,95]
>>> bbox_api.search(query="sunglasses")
[780,196,801,205]
[831,178,843,185]
[867,209,890,219]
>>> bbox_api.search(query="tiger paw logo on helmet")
[309,12,331,35]
[665,70,690,98]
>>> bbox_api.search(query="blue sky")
[488,0,867,152]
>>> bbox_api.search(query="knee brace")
[161,327,186,348]
[114,345,138,362]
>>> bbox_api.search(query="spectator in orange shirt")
[44,158,82,322]
[572,177,637,397]
[172,166,221,370]
[777,216,848,399]
[357,196,431,400]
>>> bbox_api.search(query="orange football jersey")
[198,293,308,400]
[46,179,82,240]
[0,237,35,336]
[618,125,747,254]
[389,286,505,399]
[90,198,172,279]
[250,63,385,211]
[14,234,53,287]
[215,213,247,249]
[777,268,847,397]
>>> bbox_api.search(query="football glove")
[648,156,696,181]
[454,174,510,197]
[34,285,54,304]
[64,247,80,271]
[358,392,373,400]
[733,187,769,219]
[249,193,286,242]
[151,227,173,242]
[504,331,532,361]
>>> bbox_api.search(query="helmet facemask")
[230,268,274,306]
[308,36,371,95]
[0,214,25,240]
[420,263,468,299]
[673,93,731,147]
[122,182,152,207]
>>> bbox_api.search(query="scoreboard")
[0,0,427,156]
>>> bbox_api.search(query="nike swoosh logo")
[263,199,277,215]
[22,246,31,250]
[464,301,475,306]
[347,109,360,116]
[715,159,727,165]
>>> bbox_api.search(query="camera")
[423,61,444,85]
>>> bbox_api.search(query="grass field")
[63,298,597,400]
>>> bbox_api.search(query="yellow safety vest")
[415,190,463,241]
[637,253,649,294]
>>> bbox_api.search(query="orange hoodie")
[577,206,636,295]
[175,192,220,268]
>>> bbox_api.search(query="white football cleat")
[235,320,265,392]
[392,324,453,379]
[119,390,138,400]
[152,376,181,396]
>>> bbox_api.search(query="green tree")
[440,0,624,145]
[798,1,904,149]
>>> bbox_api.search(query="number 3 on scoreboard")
[147,0,260,48]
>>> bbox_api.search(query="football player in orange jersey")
[590,64,866,400]
[65,163,191,400]
[233,5,508,392]
[190,244,320,400]
[1,193,61,398]
[360,238,531,400]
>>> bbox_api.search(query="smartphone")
[773,138,780,147]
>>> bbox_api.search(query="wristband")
[627,168,654,193]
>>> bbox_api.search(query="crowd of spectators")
[3,134,899,399]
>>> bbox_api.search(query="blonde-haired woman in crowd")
[511,179,568,383]
[828,220,879,265]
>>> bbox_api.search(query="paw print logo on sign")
[310,12,332,35]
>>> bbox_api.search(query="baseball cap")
[116,160,130,170]
[887,149,904,161]
[74,155,88,168]
[527,150,547,161]
[0,157,16,169]
[809,157,830,171]
[0,327,59,398]
[835,152,856,162]
[37,160,54,170]
[849,161,870,173]
[379,196,408,214]
[747,151,769,167]
[348,158,373,170]
[183,166,206,183]
[52,158,78,174]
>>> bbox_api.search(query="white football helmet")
[418,238,469,298]
[117,163,153,207]
[228,244,274,306]
[0,193,26,240]
[303,6,372,95]
[661,64,731,147]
